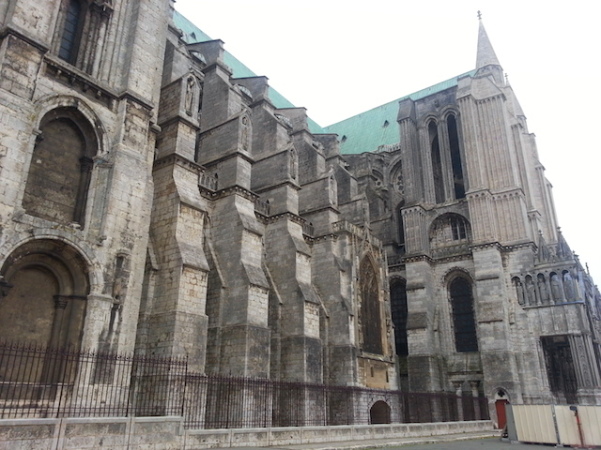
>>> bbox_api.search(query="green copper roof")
[173,10,477,155]
[173,11,323,134]
[323,71,476,155]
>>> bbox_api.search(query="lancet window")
[426,113,467,203]
[55,0,113,76]
[429,121,445,204]
[360,258,383,355]
[449,277,478,352]
[390,278,408,356]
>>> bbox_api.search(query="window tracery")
[55,0,113,77]
[430,214,471,248]
[360,257,383,355]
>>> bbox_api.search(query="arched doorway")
[370,400,391,424]
[494,389,510,429]
[0,239,90,390]
[0,239,89,348]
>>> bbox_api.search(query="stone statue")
[185,76,195,116]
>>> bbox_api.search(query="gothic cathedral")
[0,0,599,421]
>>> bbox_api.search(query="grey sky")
[175,0,601,284]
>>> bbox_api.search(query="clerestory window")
[58,0,83,64]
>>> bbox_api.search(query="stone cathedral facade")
[0,0,599,421]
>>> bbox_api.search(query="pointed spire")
[475,13,504,84]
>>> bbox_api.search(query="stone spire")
[475,13,504,85]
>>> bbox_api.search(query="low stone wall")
[0,416,495,449]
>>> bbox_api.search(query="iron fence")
[0,341,489,428]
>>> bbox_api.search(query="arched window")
[429,121,445,203]
[430,214,471,249]
[390,279,408,356]
[58,0,83,63]
[360,258,383,354]
[447,114,465,199]
[450,277,478,352]
[391,161,404,195]
[23,108,97,227]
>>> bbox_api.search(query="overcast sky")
[174,0,601,285]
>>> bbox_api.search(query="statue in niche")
[550,273,562,302]
[290,149,297,180]
[185,76,195,116]
[525,276,536,306]
[513,278,525,306]
[537,274,549,304]
[241,115,249,150]
[563,271,575,301]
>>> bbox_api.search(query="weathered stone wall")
[0,417,495,449]
[0,0,170,361]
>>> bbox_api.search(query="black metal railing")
[0,342,489,428]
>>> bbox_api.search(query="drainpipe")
[569,405,585,448]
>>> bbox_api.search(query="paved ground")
[368,437,548,449]
[229,431,557,450]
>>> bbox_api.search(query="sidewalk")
[229,430,502,450]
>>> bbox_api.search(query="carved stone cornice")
[44,56,117,109]
[153,153,203,174]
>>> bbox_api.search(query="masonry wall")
[0,417,495,450]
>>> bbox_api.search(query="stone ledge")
[0,417,495,449]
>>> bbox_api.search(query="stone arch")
[441,107,461,121]
[21,97,104,227]
[369,400,391,424]
[493,387,511,402]
[389,159,404,195]
[441,266,473,285]
[23,105,100,227]
[0,239,90,349]
[429,213,471,248]
[33,95,107,152]
[359,255,383,355]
